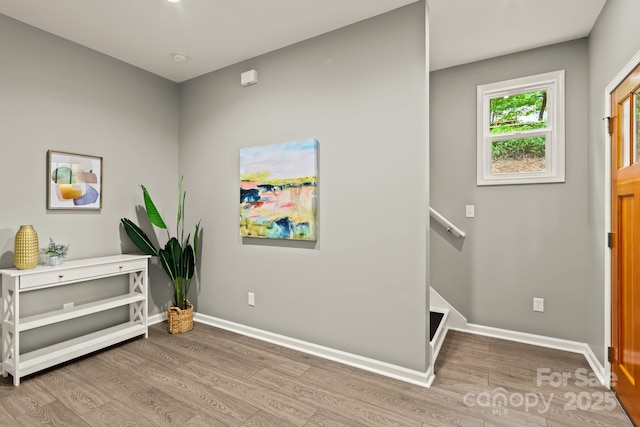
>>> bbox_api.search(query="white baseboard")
[193,312,435,388]
[429,287,606,385]
[148,308,604,388]
[147,312,166,325]
[458,323,606,385]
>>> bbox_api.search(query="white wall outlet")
[465,205,475,218]
[533,297,544,312]
[248,292,255,307]
[63,302,74,310]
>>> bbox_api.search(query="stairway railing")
[429,207,466,238]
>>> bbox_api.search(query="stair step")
[430,310,444,342]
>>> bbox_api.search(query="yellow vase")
[14,225,39,270]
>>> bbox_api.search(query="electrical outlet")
[63,302,74,310]
[248,292,255,307]
[533,297,544,312]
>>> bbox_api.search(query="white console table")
[0,254,149,386]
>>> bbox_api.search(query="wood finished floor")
[0,324,633,426]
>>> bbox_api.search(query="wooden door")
[611,63,640,425]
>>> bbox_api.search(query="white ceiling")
[429,0,607,71]
[0,0,607,83]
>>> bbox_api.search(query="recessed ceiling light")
[166,0,180,3]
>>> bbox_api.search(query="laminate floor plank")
[0,323,633,427]
[152,330,266,380]
[300,366,483,427]
[428,379,550,426]
[81,399,159,427]
[240,409,301,427]
[347,368,486,426]
[433,363,490,386]
[436,346,535,380]
[251,368,423,427]
[115,335,188,370]
[0,379,57,420]
[234,334,357,376]
[32,368,113,416]
[13,399,92,426]
[177,359,317,426]
[117,358,259,426]
[304,408,370,427]
[187,326,311,377]
[69,356,198,425]
[0,403,20,426]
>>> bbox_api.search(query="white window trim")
[477,70,565,186]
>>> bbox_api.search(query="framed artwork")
[47,150,102,210]
[240,139,318,240]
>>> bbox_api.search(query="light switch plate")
[533,297,544,312]
[465,205,475,218]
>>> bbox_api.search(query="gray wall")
[4,0,637,377]
[179,3,429,371]
[586,0,640,363]
[430,39,591,342]
[5,0,635,378]
[0,14,180,352]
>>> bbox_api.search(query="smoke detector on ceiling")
[172,53,187,63]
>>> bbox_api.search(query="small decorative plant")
[121,177,200,311]
[41,238,70,258]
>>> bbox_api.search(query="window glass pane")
[478,70,564,185]
[622,97,630,168]
[635,92,640,164]
[491,137,546,174]
[489,90,548,135]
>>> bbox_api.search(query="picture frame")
[46,150,102,210]
[240,139,318,241]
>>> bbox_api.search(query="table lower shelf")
[3,321,146,385]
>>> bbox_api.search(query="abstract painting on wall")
[240,139,318,240]
[47,150,102,210]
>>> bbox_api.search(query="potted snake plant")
[121,176,200,333]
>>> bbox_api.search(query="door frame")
[604,48,640,389]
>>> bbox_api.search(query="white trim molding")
[477,70,565,186]
[429,287,606,385]
[430,286,467,330]
[458,323,605,385]
[429,307,449,363]
[150,306,605,388]
[430,286,466,366]
[194,312,435,388]
[147,312,166,326]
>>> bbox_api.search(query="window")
[477,70,565,185]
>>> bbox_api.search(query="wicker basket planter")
[167,302,193,334]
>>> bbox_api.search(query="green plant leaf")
[193,221,201,261]
[174,277,183,309]
[141,185,167,230]
[177,176,184,240]
[121,218,158,256]
[158,248,176,282]
[165,237,182,277]
[182,245,195,280]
